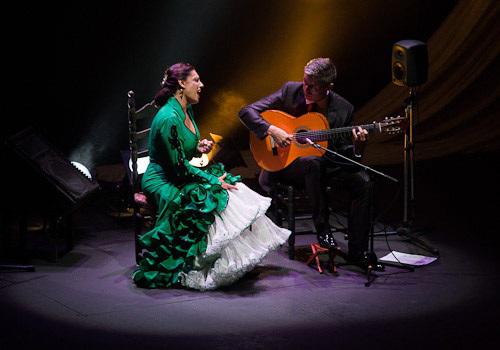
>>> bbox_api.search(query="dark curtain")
[356,0,500,165]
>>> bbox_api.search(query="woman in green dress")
[132,63,290,290]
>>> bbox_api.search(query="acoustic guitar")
[249,110,404,172]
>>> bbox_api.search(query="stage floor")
[1,201,499,349]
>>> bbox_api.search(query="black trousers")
[259,156,373,256]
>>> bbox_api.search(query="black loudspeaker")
[5,128,100,213]
[392,40,428,87]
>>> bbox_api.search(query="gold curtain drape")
[356,0,500,165]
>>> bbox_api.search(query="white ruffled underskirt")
[179,182,291,291]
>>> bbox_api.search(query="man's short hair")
[304,58,337,86]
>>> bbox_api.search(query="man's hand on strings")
[352,126,368,156]
[352,126,368,142]
[267,125,293,147]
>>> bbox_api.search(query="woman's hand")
[197,139,214,154]
[218,173,238,190]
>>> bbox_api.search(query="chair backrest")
[127,90,158,194]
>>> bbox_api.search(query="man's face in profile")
[303,74,329,103]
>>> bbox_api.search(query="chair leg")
[272,193,282,227]
[134,213,142,265]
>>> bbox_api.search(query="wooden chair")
[270,183,313,260]
[270,182,350,259]
[127,90,158,264]
[269,170,351,262]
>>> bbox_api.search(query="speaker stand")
[384,88,439,256]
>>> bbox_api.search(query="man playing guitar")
[239,57,378,270]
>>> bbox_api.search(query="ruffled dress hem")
[179,183,290,291]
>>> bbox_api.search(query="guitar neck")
[296,123,381,142]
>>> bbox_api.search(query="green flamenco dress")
[132,97,290,290]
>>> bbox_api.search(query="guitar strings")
[290,123,377,141]
[272,116,402,142]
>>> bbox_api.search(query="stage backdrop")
[355,0,500,165]
[15,0,497,171]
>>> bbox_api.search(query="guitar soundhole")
[295,129,309,144]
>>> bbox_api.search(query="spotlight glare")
[71,161,92,180]
[129,156,150,175]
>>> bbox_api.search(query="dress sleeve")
[159,118,221,185]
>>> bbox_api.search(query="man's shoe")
[347,251,384,272]
[368,253,385,272]
[317,232,338,249]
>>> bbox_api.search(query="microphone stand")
[305,139,398,184]
[305,139,414,286]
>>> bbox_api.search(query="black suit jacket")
[239,81,356,157]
